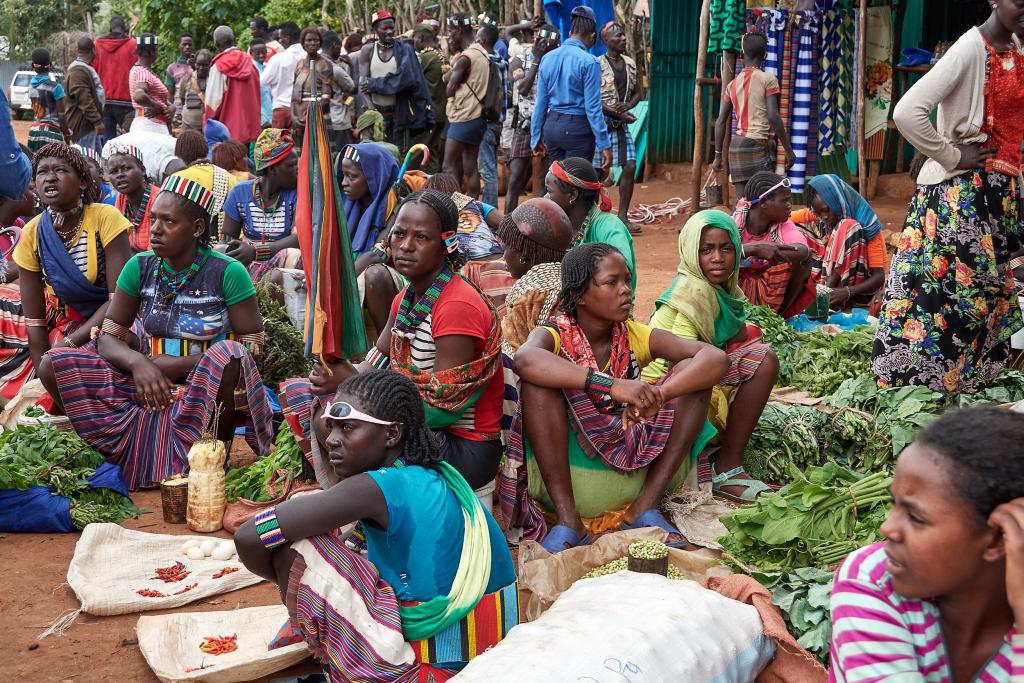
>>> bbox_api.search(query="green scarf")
[654,210,747,347]
[398,461,492,641]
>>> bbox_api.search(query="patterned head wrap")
[253,128,294,173]
[550,159,613,212]
[72,144,101,166]
[159,175,215,216]
[356,110,385,141]
[103,142,144,167]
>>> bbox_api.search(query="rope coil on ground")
[626,197,689,225]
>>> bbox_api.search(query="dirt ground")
[0,123,915,681]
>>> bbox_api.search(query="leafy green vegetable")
[719,463,891,573]
[786,327,875,397]
[224,422,305,502]
[255,282,312,390]
[744,304,798,380]
[0,424,140,528]
[753,568,834,664]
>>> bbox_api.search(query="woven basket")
[160,475,189,524]
[17,410,74,433]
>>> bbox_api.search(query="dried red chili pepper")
[136,588,168,598]
[212,566,240,579]
[153,561,191,583]
[199,634,238,656]
[173,583,198,595]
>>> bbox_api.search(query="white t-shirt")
[102,132,179,183]
[260,43,304,109]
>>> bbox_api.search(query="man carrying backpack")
[443,11,497,196]
[530,6,611,171]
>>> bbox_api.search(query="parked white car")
[8,70,64,119]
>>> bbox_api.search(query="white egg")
[199,540,217,557]
[186,547,205,560]
[182,539,201,550]
[210,543,235,561]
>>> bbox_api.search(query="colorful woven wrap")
[775,12,794,173]
[253,128,295,172]
[818,10,841,156]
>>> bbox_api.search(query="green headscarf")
[654,209,747,347]
[356,110,386,142]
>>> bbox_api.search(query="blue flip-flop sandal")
[539,524,592,554]
[620,508,689,549]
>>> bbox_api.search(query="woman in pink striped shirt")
[829,406,1024,682]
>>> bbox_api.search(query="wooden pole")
[690,0,712,216]
[856,0,867,192]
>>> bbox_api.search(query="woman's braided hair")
[553,156,600,206]
[397,188,467,270]
[559,242,622,317]
[33,142,99,205]
[336,369,440,467]
[175,130,208,166]
[916,407,1024,527]
[742,171,786,202]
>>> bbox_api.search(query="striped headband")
[478,13,497,26]
[448,14,473,27]
[104,143,144,166]
[136,34,158,47]
[342,146,361,163]
[73,144,100,165]
[160,175,215,215]
[551,160,613,212]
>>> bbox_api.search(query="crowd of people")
[2,2,1024,681]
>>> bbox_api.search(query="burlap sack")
[517,526,733,621]
[66,523,263,616]
[136,604,311,683]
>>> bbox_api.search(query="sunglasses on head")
[323,401,394,426]
[751,177,792,205]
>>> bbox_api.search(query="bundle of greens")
[744,303,798,381]
[255,282,311,390]
[827,377,942,458]
[224,422,305,502]
[0,424,141,529]
[752,568,834,664]
[786,327,875,397]
[719,463,891,572]
[951,370,1024,407]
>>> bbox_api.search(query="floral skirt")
[871,171,1023,395]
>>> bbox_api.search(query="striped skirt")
[285,534,517,683]
[722,341,773,386]
[739,262,817,318]
[247,248,301,284]
[47,340,273,490]
[28,122,65,153]
[0,283,34,401]
[728,136,774,184]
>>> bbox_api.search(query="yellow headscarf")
[654,209,747,347]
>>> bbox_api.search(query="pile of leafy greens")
[224,422,306,502]
[254,282,311,390]
[0,424,140,529]
[753,568,834,664]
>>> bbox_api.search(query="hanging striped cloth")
[818,10,841,156]
[835,10,855,148]
[788,11,820,193]
[775,12,795,173]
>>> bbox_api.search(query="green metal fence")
[647,0,701,164]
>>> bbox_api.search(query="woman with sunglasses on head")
[829,407,1024,682]
[282,189,505,496]
[506,242,729,553]
[39,176,273,490]
[236,370,517,682]
[543,156,636,291]
[222,128,300,283]
[872,1,1024,396]
[106,142,159,251]
[804,174,886,311]
[14,142,132,408]
[733,171,816,318]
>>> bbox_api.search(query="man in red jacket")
[206,25,262,144]
[93,16,136,143]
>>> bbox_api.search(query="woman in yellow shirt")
[642,210,778,503]
[13,142,131,408]
[507,242,728,553]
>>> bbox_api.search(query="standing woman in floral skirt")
[872,0,1024,395]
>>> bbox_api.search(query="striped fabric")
[722,341,772,386]
[776,14,795,173]
[0,283,33,401]
[789,11,820,193]
[27,123,65,153]
[829,543,1024,682]
[837,10,854,148]
[254,507,287,550]
[47,340,273,490]
[284,534,517,683]
[819,10,841,156]
[160,174,216,214]
[148,334,235,357]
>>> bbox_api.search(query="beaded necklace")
[393,265,454,337]
[152,249,205,307]
[126,185,151,228]
[572,205,597,248]
[251,180,279,244]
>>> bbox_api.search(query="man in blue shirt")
[0,89,31,203]
[529,6,611,172]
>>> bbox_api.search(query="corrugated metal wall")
[648,0,701,163]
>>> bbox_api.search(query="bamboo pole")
[856,0,867,192]
[690,0,712,216]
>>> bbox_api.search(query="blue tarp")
[0,461,130,533]
[544,0,615,55]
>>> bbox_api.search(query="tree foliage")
[0,0,98,61]
[131,0,263,63]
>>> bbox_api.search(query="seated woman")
[641,210,777,503]
[282,190,505,494]
[804,174,886,310]
[106,143,159,252]
[236,370,517,682]
[355,110,402,163]
[14,143,132,403]
[38,176,273,489]
[0,190,39,404]
[509,243,729,553]
[222,128,300,282]
[171,132,239,241]
[734,171,816,318]
[829,407,1024,682]
[72,145,117,206]
[424,172,513,318]
[211,141,255,182]
[338,143,404,339]
[543,157,636,292]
